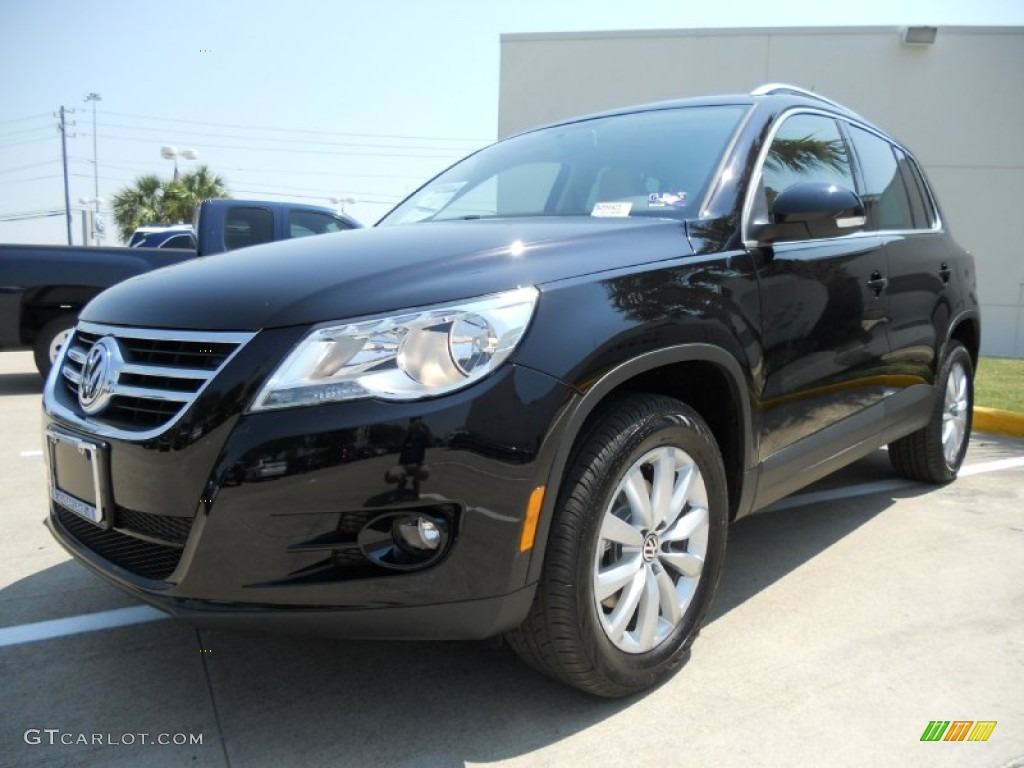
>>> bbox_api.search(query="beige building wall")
[499,26,1024,357]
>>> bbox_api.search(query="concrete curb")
[974,406,1024,438]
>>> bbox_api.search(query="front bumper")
[43,331,574,639]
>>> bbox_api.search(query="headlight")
[249,286,539,410]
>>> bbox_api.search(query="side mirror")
[752,182,866,244]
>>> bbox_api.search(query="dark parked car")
[42,85,978,697]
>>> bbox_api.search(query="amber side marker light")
[519,486,546,552]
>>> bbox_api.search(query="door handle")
[867,271,888,297]
[939,262,952,284]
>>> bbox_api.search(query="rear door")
[845,125,954,439]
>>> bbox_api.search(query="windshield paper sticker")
[592,202,632,217]
[402,181,467,223]
[647,192,687,209]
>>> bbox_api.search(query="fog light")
[358,508,453,571]
[394,516,442,551]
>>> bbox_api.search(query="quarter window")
[848,126,914,230]
[894,149,936,229]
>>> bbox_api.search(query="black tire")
[32,314,77,378]
[505,394,729,697]
[889,341,973,484]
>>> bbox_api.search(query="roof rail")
[750,83,853,113]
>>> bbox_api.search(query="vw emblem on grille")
[78,336,122,414]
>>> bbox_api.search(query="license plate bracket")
[46,428,111,528]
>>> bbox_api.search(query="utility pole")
[84,93,101,244]
[58,106,74,245]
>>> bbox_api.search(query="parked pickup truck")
[0,199,360,375]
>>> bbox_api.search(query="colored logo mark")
[920,720,997,742]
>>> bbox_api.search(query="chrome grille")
[58,321,254,435]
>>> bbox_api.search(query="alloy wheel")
[593,446,709,653]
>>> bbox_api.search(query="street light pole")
[330,196,356,214]
[160,146,198,181]
[84,93,101,245]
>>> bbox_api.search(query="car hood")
[82,217,695,330]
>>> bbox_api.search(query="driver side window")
[756,114,855,220]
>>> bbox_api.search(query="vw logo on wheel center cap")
[78,336,122,414]
[642,533,660,563]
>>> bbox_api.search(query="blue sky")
[1,0,1020,244]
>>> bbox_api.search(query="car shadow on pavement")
[0,370,42,396]
[2,470,943,767]
[708,485,930,624]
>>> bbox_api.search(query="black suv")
[43,84,979,697]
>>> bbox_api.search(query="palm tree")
[163,166,230,223]
[764,135,848,174]
[110,166,230,242]
[111,174,165,241]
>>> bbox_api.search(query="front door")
[749,112,890,463]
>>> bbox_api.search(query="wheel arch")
[946,311,980,370]
[20,285,98,344]
[525,344,756,584]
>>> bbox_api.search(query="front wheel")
[889,341,974,483]
[33,314,77,378]
[505,394,728,697]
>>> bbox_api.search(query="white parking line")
[0,606,168,648]
[958,456,1024,477]
[1,455,1021,650]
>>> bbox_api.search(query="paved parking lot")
[2,349,1022,768]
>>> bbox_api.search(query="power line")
[95,132,467,159]
[91,120,484,152]
[230,188,397,207]
[0,112,50,127]
[0,136,56,150]
[0,208,66,222]
[0,160,60,175]
[63,168,404,203]
[64,172,404,209]
[0,125,54,140]
[233,179,403,200]
[97,109,491,143]
[74,157,427,182]
[0,174,62,186]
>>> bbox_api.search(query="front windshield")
[378,105,747,226]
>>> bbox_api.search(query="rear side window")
[848,126,914,231]
[225,207,274,250]
[289,210,353,238]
